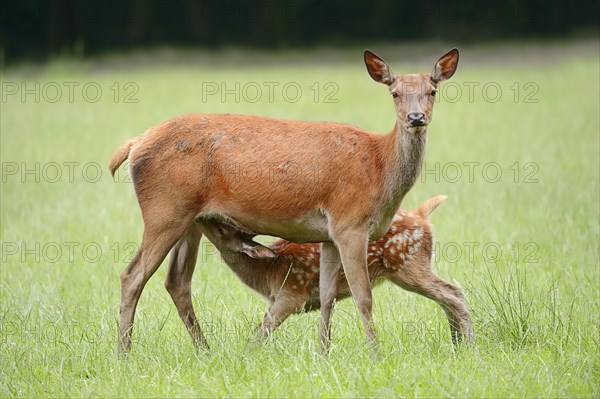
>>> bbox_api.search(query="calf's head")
[198,219,277,260]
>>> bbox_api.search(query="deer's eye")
[430,90,437,97]
[391,92,398,98]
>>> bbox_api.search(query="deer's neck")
[384,122,427,201]
[219,251,274,298]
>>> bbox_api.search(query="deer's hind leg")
[118,208,194,354]
[390,264,473,345]
[165,222,209,349]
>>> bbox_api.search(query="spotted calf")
[198,195,473,345]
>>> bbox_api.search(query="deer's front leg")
[334,230,378,355]
[319,241,342,354]
[255,295,303,341]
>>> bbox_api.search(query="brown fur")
[109,139,135,178]
[111,49,460,354]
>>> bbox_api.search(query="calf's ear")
[241,241,277,259]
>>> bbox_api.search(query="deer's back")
[129,113,390,241]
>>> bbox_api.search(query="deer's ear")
[431,48,459,83]
[364,50,396,86]
[241,241,277,259]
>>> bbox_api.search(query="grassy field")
[1,40,599,397]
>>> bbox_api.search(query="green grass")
[1,41,599,397]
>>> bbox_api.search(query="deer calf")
[198,195,473,345]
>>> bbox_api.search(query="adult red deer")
[109,49,459,355]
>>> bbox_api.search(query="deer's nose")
[407,112,426,126]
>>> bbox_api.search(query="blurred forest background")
[1,0,598,64]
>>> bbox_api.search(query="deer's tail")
[416,195,447,219]
[109,137,139,178]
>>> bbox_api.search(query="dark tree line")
[1,0,598,63]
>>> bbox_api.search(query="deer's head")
[364,48,459,133]
[198,219,277,260]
